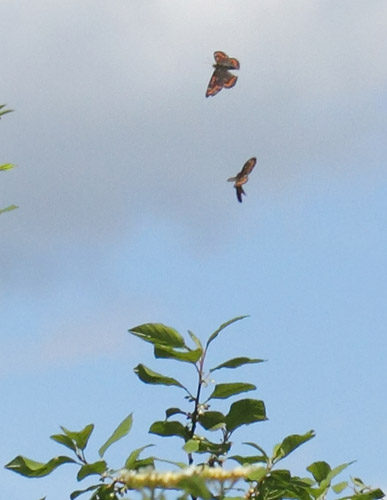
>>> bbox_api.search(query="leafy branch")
[1,104,18,215]
[5,317,384,500]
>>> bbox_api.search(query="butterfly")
[205,51,240,98]
[227,157,257,202]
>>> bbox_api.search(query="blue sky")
[1,1,387,498]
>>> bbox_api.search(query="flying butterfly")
[227,157,257,203]
[205,51,240,98]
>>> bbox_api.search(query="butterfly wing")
[222,71,238,89]
[206,68,238,97]
[236,186,245,203]
[240,157,257,177]
[213,51,229,65]
[228,58,240,70]
[206,69,224,97]
[213,51,240,70]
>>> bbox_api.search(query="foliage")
[0,103,13,119]
[5,317,384,500]
[1,104,18,214]
[0,203,18,215]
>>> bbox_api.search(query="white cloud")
[1,0,386,249]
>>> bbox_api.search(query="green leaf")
[195,437,231,455]
[338,491,386,500]
[333,481,349,493]
[177,475,212,500]
[243,442,269,460]
[70,485,100,500]
[128,457,155,471]
[77,461,107,481]
[188,330,203,350]
[362,489,385,500]
[99,413,133,457]
[134,363,188,392]
[314,461,355,490]
[154,457,187,469]
[0,109,13,117]
[0,163,15,171]
[125,444,154,469]
[0,104,13,112]
[229,454,267,465]
[353,477,366,487]
[149,421,190,440]
[154,345,202,364]
[225,398,267,432]
[327,461,355,482]
[307,461,331,483]
[5,455,76,478]
[246,466,267,482]
[129,323,185,348]
[210,357,265,373]
[206,316,248,349]
[0,204,18,215]
[208,382,256,400]
[90,484,117,500]
[272,430,315,463]
[183,439,200,453]
[60,424,94,451]
[198,411,225,431]
[257,470,313,500]
[50,433,77,453]
[166,407,186,419]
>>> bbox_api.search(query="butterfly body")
[206,51,240,98]
[228,157,257,202]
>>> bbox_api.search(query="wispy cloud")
[1,1,385,240]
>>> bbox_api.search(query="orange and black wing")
[213,51,229,65]
[206,68,238,97]
[222,70,238,89]
[206,69,223,97]
[213,51,240,70]
[240,157,257,177]
[228,57,240,70]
